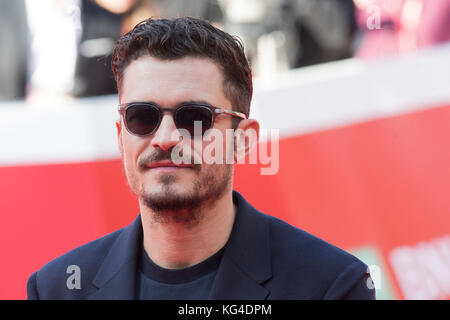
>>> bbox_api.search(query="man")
[27,17,375,300]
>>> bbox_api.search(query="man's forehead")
[120,55,228,107]
[123,55,223,79]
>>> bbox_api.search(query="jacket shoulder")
[27,227,125,299]
[262,213,374,299]
[265,213,359,265]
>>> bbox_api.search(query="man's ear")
[234,119,260,163]
[116,119,123,157]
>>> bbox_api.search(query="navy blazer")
[27,191,375,299]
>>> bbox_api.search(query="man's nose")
[150,114,181,151]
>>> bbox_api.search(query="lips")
[146,160,193,169]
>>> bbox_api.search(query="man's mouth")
[146,160,194,169]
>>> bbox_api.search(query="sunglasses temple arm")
[215,108,247,119]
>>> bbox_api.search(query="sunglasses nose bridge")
[150,113,182,151]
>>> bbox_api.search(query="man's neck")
[139,191,236,269]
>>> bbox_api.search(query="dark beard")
[141,163,233,228]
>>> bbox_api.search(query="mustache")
[138,147,200,171]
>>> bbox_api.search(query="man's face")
[117,56,235,224]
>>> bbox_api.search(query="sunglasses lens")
[175,106,213,136]
[125,104,160,136]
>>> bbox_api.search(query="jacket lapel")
[208,255,270,299]
[209,191,272,299]
[88,215,143,300]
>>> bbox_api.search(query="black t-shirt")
[137,244,225,300]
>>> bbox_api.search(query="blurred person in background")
[0,0,147,104]
[353,0,450,58]
[26,0,132,103]
[220,0,356,76]
[0,0,224,104]
[0,0,28,101]
[286,0,357,67]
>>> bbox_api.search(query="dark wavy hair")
[111,17,252,117]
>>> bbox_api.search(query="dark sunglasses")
[118,102,247,137]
